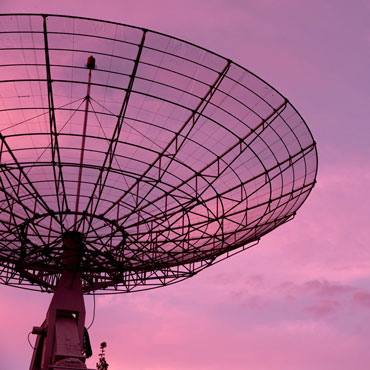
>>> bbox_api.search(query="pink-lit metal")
[0,14,317,296]
[29,231,93,370]
[0,13,318,370]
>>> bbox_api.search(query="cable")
[86,292,96,330]
[27,332,35,349]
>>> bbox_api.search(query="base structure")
[29,232,94,370]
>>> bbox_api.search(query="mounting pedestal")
[29,232,93,370]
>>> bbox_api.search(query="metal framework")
[0,14,317,295]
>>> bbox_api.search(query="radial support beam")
[42,14,69,220]
[29,231,93,370]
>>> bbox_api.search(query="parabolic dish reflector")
[0,14,317,293]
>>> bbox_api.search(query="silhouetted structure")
[0,14,317,370]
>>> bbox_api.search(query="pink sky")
[0,1,369,369]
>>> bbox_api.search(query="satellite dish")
[0,14,317,369]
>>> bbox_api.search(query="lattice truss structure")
[0,14,317,293]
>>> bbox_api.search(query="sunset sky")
[0,1,369,370]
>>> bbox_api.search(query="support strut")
[74,55,96,228]
[29,231,93,370]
